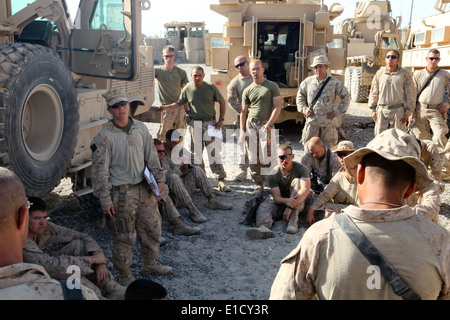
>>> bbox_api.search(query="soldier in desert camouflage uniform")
[155,45,189,141]
[409,49,450,152]
[368,50,416,136]
[22,197,126,300]
[297,55,350,148]
[91,89,171,286]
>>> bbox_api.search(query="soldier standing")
[155,45,189,141]
[240,59,282,195]
[91,89,171,286]
[297,55,350,148]
[368,50,416,135]
[227,56,253,181]
[409,49,450,152]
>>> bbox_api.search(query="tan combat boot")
[206,193,233,210]
[286,209,300,234]
[118,271,136,287]
[246,224,275,240]
[141,259,173,276]
[187,202,208,223]
[218,179,232,192]
[172,217,201,236]
[101,276,127,300]
[234,170,247,182]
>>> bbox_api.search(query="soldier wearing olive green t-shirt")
[155,45,189,142]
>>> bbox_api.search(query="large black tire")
[344,66,354,94]
[0,43,79,196]
[350,67,369,103]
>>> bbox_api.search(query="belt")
[112,181,143,191]
[378,104,404,109]
[419,102,439,109]
[189,117,215,122]
[248,117,267,125]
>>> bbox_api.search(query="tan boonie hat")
[102,88,145,107]
[310,55,330,68]
[333,140,355,153]
[344,128,432,192]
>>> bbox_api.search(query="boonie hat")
[344,129,433,192]
[310,55,330,68]
[102,88,145,107]
[333,140,355,153]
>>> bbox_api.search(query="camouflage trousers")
[157,108,186,142]
[301,121,338,149]
[255,178,309,228]
[410,106,448,152]
[165,166,214,207]
[374,106,406,136]
[186,119,227,180]
[158,183,183,223]
[109,184,161,274]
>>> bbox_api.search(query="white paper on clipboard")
[207,125,222,139]
[144,166,160,197]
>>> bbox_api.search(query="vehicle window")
[381,37,399,50]
[89,0,124,30]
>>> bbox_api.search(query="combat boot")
[206,193,233,210]
[172,217,201,236]
[118,271,136,287]
[218,179,232,192]
[187,202,207,223]
[234,170,247,182]
[246,224,275,240]
[101,276,127,300]
[286,209,300,234]
[141,259,173,276]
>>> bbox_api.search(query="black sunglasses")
[235,61,247,68]
[164,54,175,58]
[157,150,165,153]
[109,101,128,109]
[278,154,293,160]
[337,152,351,158]
[386,55,398,59]
[428,57,440,61]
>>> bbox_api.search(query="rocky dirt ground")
[43,64,450,300]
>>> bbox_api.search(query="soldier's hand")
[439,104,448,114]
[93,263,109,285]
[158,182,164,195]
[372,111,377,122]
[401,114,409,124]
[306,109,314,117]
[306,209,315,226]
[326,111,336,120]
[102,204,115,218]
[90,252,107,265]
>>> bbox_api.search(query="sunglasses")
[428,57,440,61]
[277,154,293,160]
[337,152,351,158]
[386,55,398,59]
[164,54,175,58]
[157,150,165,153]
[109,101,128,109]
[235,61,247,68]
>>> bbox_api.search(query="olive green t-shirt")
[267,161,310,198]
[242,80,281,121]
[177,82,224,120]
[155,66,189,105]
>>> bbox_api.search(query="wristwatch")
[219,117,224,121]
[267,122,273,128]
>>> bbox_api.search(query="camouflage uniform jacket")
[414,68,450,107]
[227,73,253,114]
[301,148,341,182]
[297,75,350,126]
[309,167,359,211]
[270,205,449,300]
[368,66,416,115]
[22,222,102,280]
[91,118,165,207]
[0,263,98,300]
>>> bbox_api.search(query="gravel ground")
[42,65,450,300]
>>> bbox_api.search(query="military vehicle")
[208,0,345,127]
[333,0,402,102]
[402,0,450,72]
[0,0,155,210]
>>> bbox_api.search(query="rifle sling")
[309,76,331,110]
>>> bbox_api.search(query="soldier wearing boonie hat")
[271,128,449,300]
[102,88,145,111]
[297,55,350,149]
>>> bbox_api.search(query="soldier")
[305,140,359,225]
[368,50,416,135]
[271,129,449,300]
[240,59,282,195]
[155,130,232,217]
[159,66,231,192]
[227,56,253,181]
[301,137,341,194]
[22,197,126,300]
[0,167,97,300]
[409,49,450,152]
[246,144,311,239]
[155,45,189,142]
[297,55,350,148]
[91,88,171,286]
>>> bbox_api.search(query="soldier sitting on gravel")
[22,197,126,300]
[154,129,232,219]
[245,144,311,239]
[305,140,359,226]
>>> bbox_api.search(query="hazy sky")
[141,0,442,37]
